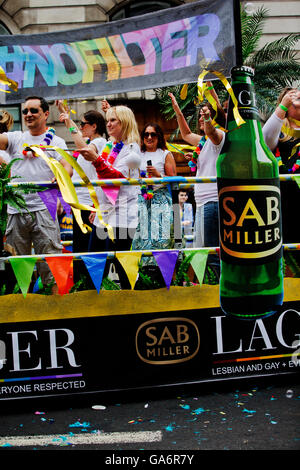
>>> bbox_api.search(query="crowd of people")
[0,84,299,293]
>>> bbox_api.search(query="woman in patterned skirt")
[132,123,176,272]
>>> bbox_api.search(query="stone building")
[0,0,299,173]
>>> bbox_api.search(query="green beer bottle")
[216,66,284,319]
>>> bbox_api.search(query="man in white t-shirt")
[0,96,73,294]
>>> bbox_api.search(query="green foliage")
[284,252,300,277]
[172,252,194,286]
[0,159,47,236]
[155,4,300,128]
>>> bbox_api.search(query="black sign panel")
[0,301,299,400]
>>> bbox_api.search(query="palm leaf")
[0,158,22,179]
[155,4,300,127]
[0,159,48,235]
[241,6,268,60]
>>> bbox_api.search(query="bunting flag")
[80,253,108,293]
[294,175,300,189]
[9,257,37,298]
[102,187,120,205]
[152,250,179,289]
[115,252,142,289]
[187,249,209,286]
[58,191,72,216]
[37,188,59,221]
[45,256,74,295]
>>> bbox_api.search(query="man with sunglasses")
[0,96,73,294]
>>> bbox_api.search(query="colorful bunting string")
[2,243,300,297]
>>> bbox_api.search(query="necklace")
[140,170,154,200]
[188,136,206,172]
[275,141,300,173]
[103,141,124,165]
[23,127,55,158]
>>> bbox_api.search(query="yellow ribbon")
[282,125,300,139]
[290,142,300,159]
[0,66,18,93]
[180,83,189,100]
[196,69,246,131]
[28,145,114,241]
[289,117,300,127]
[166,142,195,153]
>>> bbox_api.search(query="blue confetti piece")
[192,407,206,415]
[165,423,175,432]
[69,421,90,428]
[179,404,190,409]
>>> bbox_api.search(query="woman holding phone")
[132,123,176,274]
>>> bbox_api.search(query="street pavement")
[0,375,299,461]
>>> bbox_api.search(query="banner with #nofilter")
[0,0,238,104]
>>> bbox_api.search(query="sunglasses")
[144,132,157,138]
[80,121,90,127]
[22,107,39,115]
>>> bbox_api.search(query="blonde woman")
[0,110,14,164]
[78,105,141,288]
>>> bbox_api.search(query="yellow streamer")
[0,66,18,93]
[52,146,114,241]
[166,142,195,153]
[281,125,300,139]
[180,83,189,100]
[29,145,114,241]
[61,99,76,115]
[289,117,300,127]
[197,68,246,131]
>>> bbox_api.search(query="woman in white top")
[169,89,226,278]
[57,103,107,285]
[77,105,142,288]
[262,87,300,245]
[0,111,14,164]
[132,122,176,267]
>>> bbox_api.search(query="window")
[0,22,21,129]
[110,1,179,21]
[0,106,22,131]
[0,22,11,35]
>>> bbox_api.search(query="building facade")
[1,0,299,172]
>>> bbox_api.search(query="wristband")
[69,126,78,134]
[279,104,288,112]
[203,116,211,122]
[206,86,214,91]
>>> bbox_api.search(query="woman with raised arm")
[262,87,300,246]
[169,85,226,278]
[56,101,108,284]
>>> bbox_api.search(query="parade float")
[0,0,299,401]
[0,174,299,402]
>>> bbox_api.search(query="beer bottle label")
[217,178,282,265]
[227,83,260,121]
